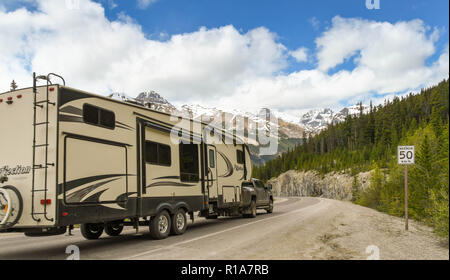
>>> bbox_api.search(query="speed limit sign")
[398,146,414,165]
[398,145,414,231]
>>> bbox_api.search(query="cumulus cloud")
[290,47,308,62]
[0,2,448,117]
[309,17,320,30]
[137,0,158,10]
[316,16,437,74]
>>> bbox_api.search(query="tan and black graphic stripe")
[146,181,195,189]
[153,176,181,180]
[59,105,134,131]
[218,151,234,177]
[60,105,83,116]
[59,174,133,194]
[116,121,134,131]
[65,178,120,203]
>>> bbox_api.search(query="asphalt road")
[0,197,319,260]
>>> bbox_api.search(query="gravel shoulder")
[242,197,449,260]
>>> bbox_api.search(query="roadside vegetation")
[253,79,449,241]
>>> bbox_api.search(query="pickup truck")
[241,178,274,218]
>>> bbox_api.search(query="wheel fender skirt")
[155,202,174,215]
[154,201,191,216]
[173,201,190,213]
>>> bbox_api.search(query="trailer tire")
[104,221,124,236]
[149,210,171,240]
[170,208,187,235]
[244,200,257,218]
[81,223,104,240]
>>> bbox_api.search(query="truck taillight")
[40,199,51,205]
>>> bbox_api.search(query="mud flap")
[24,226,67,237]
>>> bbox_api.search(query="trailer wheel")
[266,198,273,214]
[81,223,104,240]
[170,208,187,235]
[244,200,257,218]
[104,221,124,236]
[149,210,171,240]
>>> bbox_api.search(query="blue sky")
[0,0,448,117]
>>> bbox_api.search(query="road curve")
[0,197,319,260]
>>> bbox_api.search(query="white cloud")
[316,16,436,74]
[0,2,448,118]
[309,17,320,30]
[108,0,117,9]
[290,47,308,62]
[137,0,157,9]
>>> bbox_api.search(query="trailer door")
[206,145,218,199]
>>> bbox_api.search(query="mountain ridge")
[110,90,370,137]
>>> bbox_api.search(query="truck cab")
[241,178,273,218]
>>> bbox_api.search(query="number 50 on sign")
[398,146,414,165]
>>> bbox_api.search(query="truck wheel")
[104,221,124,236]
[149,210,171,240]
[171,208,187,235]
[266,199,273,214]
[244,200,257,218]
[81,223,104,240]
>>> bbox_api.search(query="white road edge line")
[121,198,323,260]
[274,197,288,204]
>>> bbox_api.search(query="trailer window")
[83,104,99,124]
[209,149,215,168]
[83,104,115,129]
[237,150,245,164]
[145,141,171,166]
[100,109,115,128]
[179,143,199,182]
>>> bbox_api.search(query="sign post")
[398,146,415,231]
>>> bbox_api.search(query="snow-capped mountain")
[108,92,137,103]
[299,104,370,135]
[135,90,177,113]
[299,108,334,133]
[334,104,370,120]
[109,90,370,138]
[179,104,306,140]
[107,90,369,164]
[109,91,304,141]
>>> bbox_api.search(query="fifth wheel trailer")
[0,73,273,240]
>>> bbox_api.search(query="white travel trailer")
[0,73,266,240]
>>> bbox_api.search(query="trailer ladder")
[30,72,65,222]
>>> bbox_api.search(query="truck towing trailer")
[0,73,273,240]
